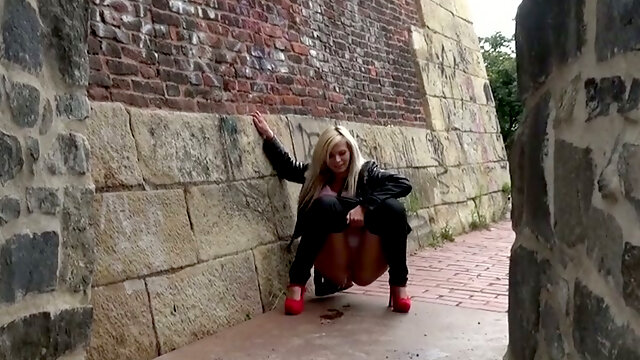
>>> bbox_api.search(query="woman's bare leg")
[314,232,351,286]
[351,231,388,286]
[287,232,351,300]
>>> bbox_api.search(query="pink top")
[318,185,362,247]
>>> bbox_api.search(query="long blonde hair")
[298,126,364,210]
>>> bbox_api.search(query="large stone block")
[146,252,262,354]
[511,92,552,242]
[8,82,40,128]
[0,130,23,185]
[93,190,197,286]
[0,196,20,226]
[441,99,499,133]
[458,133,508,165]
[186,179,280,261]
[596,0,640,62]
[219,115,293,181]
[398,168,438,209]
[0,307,92,360]
[60,186,95,293]
[0,232,59,304]
[46,133,91,176]
[39,0,89,86]
[425,203,464,235]
[2,0,42,74]
[288,115,337,163]
[516,0,585,95]
[413,29,486,78]
[622,242,640,314]
[423,1,479,50]
[88,280,157,360]
[426,131,464,167]
[508,245,542,360]
[129,109,228,185]
[555,140,624,288]
[573,281,640,359]
[253,242,296,311]
[85,103,143,188]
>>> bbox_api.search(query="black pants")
[289,196,409,287]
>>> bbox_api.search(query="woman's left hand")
[347,206,365,227]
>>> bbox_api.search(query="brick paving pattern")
[346,221,514,313]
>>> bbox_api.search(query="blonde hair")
[298,126,364,210]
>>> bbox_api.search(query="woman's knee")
[378,198,407,220]
[309,196,342,215]
[351,272,380,287]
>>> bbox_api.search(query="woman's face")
[327,139,351,176]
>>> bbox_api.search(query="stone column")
[0,0,94,359]
[509,0,640,359]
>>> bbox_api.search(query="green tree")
[479,32,522,152]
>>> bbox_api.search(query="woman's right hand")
[252,111,274,140]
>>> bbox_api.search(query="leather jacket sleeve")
[358,161,412,211]
[262,136,308,184]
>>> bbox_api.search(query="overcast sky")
[468,0,521,38]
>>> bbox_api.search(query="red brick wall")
[88,0,425,124]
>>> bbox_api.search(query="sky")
[467,0,521,38]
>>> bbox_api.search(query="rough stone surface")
[555,140,623,288]
[0,196,20,226]
[93,190,197,285]
[220,115,293,180]
[515,0,585,95]
[0,130,23,185]
[59,186,95,293]
[0,307,92,360]
[85,103,144,188]
[573,281,640,359]
[187,180,280,261]
[25,136,39,164]
[26,187,61,215]
[88,281,157,360]
[39,0,90,85]
[596,0,640,61]
[511,92,552,243]
[56,93,90,121]
[253,242,296,311]
[146,252,262,354]
[540,301,566,360]
[508,245,541,360]
[39,99,53,136]
[8,82,40,128]
[47,133,91,175]
[554,140,594,248]
[129,109,228,184]
[2,0,42,73]
[622,242,640,314]
[0,232,59,303]
[619,143,640,216]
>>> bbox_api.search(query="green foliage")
[429,225,455,248]
[469,195,490,231]
[501,182,512,195]
[479,32,523,152]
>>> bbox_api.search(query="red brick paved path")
[345,221,514,313]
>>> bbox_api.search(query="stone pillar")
[0,0,94,359]
[509,0,640,359]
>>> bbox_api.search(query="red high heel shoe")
[284,285,306,315]
[388,286,411,313]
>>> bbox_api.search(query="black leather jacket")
[263,136,413,241]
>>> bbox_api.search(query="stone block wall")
[83,0,511,359]
[509,0,640,359]
[0,0,95,359]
